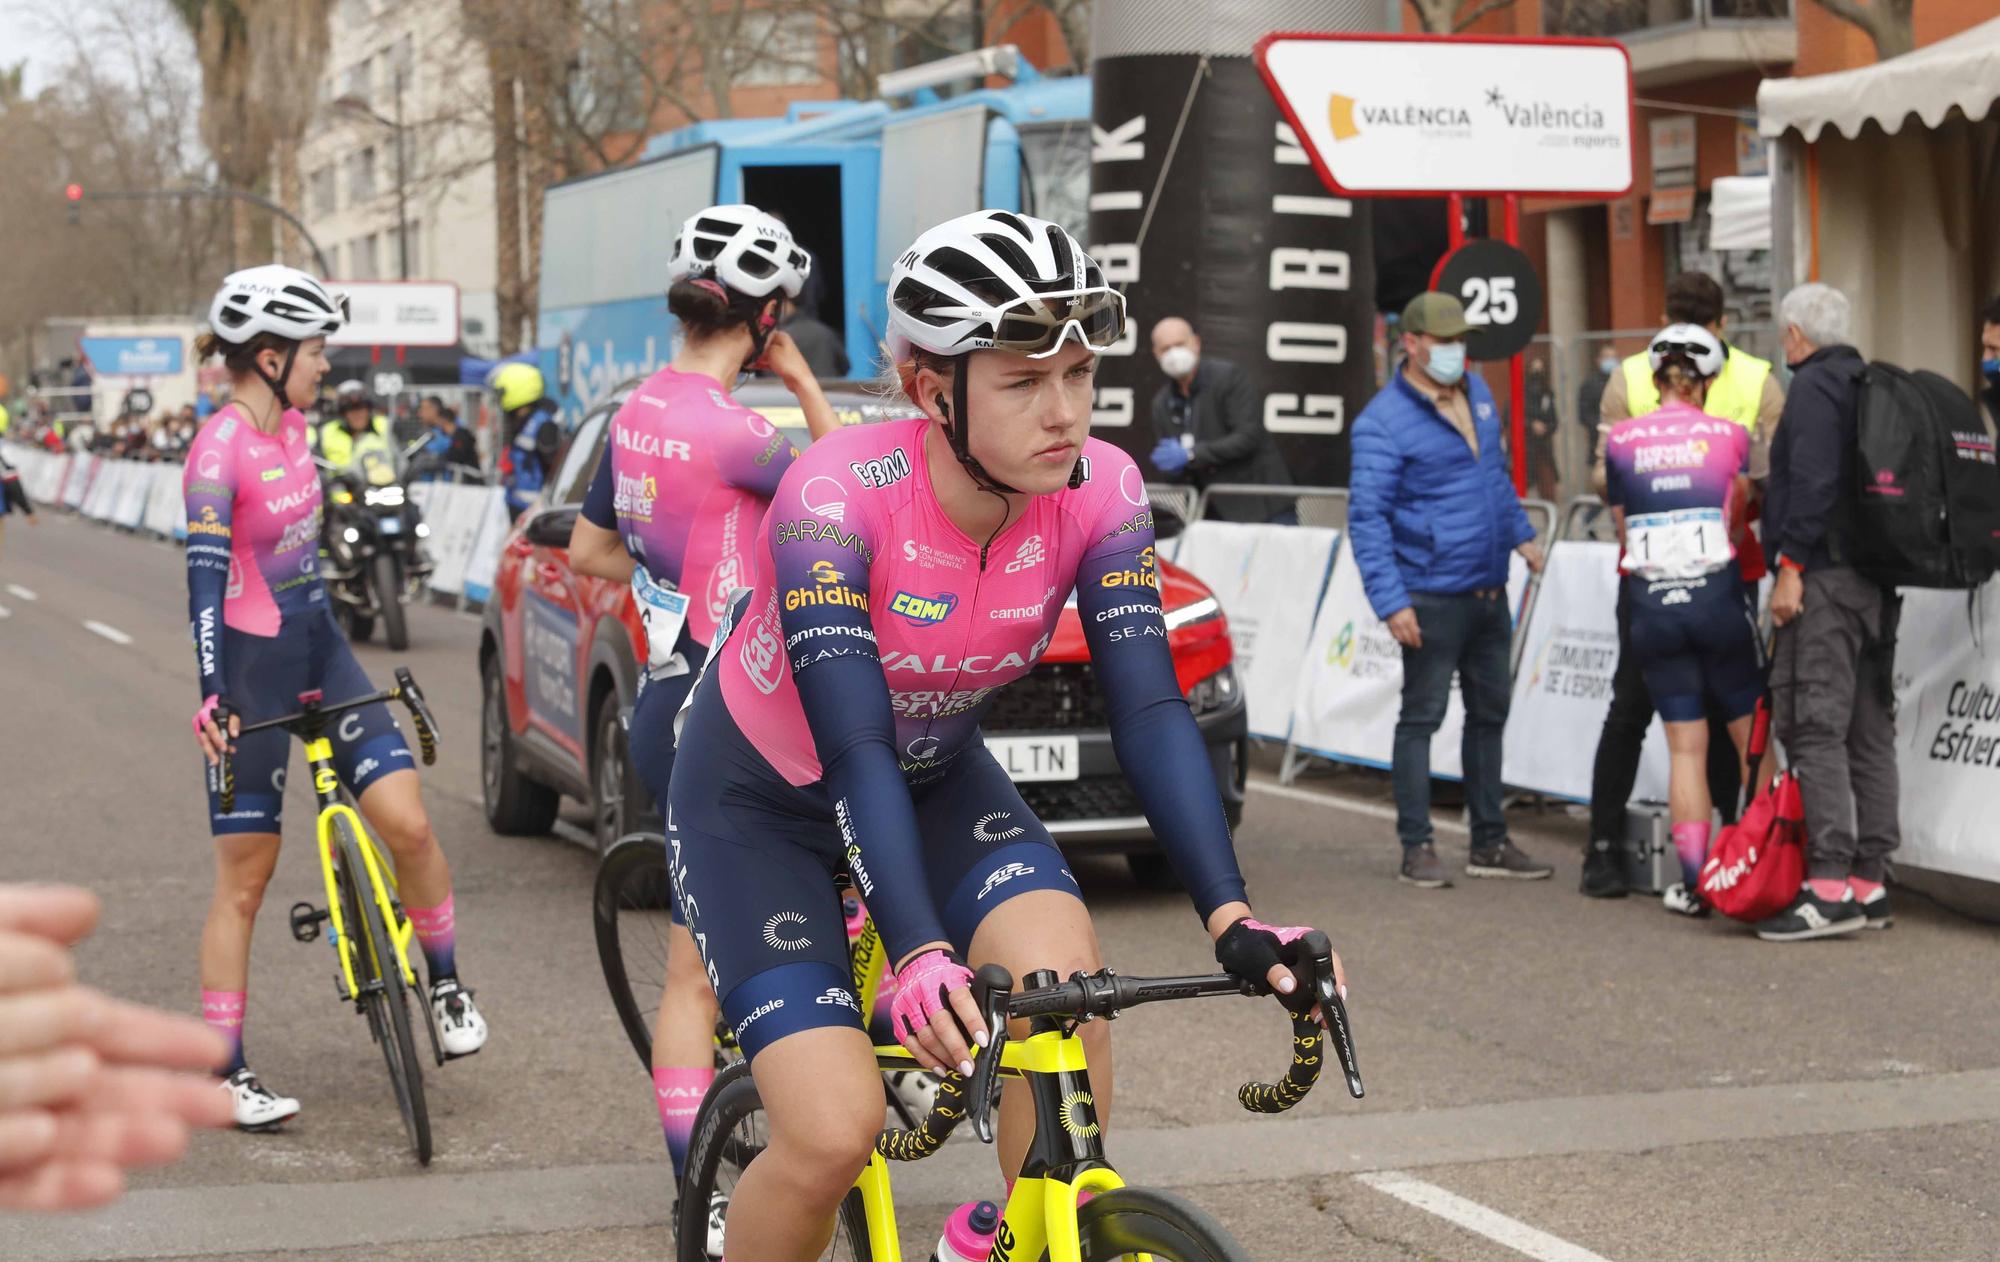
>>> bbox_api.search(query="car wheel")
[591,700,642,856]
[481,656,559,835]
[1126,853,1184,891]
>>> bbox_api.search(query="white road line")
[1249,778,1471,835]
[0,601,10,619]
[5,583,37,601]
[82,620,134,646]
[1355,1171,1612,1262]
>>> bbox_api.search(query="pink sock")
[1670,821,1711,888]
[202,989,246,1076]
[655,1066,714,1179]
[1849,878,1884,901]
[1807,878,1848,902]
[405,895,457,980]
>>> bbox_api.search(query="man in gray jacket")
[1148,317,1296,523]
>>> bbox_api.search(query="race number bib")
[632,565,690,681]
[1625,507,1733,581]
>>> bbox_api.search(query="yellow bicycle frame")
[850,1029,1143,1262]
[306,735,418,997]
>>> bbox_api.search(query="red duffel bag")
[1698,696,1806,922]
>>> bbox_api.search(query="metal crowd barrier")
[1190,482,1348,526]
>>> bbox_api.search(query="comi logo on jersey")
[259,466,286,483]
[1003,534,1045,574]
[849,448,911,490]
[889,590,957,626]
[1098,545,1157,589]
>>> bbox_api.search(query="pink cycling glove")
[193,694,225,737]
[889,948,976,1064]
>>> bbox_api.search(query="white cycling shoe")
[430,979,489,1057]
[221,1068,300,1131]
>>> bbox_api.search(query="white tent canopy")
[1758,16,2000,141]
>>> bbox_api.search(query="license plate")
[985,735,1079,782]
[378,516,402,534]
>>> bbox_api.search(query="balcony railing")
[1545,0,1791,39]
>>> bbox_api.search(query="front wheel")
[335,820,431,1165]
[373,552,408,650]
[593,831,677,1071]
[678,1061,871,1262]
[1055,1186,1251,1261]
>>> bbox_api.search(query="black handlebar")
[213,670,438,813]
[876,935,1362,1163]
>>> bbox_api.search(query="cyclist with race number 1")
[185,267,489,1131]
[664,210,1349,1261]
[565,204,839,1187]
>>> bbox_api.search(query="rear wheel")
[374,553,409,650]
[482,657,560,835]
[335,820,431,1165]
[1055,1186,1251,1261]
[677,1061,871,1262]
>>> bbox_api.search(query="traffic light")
[65,183,82,225]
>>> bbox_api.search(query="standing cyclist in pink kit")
[565,205,839,1194]
[664,211,1349,1260]
[186,266,488,1131]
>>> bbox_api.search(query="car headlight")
[1163,595,1221,631]
[364,486,405,507]
[1187,663,1241,716]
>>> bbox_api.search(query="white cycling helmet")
[207,264,347,345]
[887,210,1125,362]
[1647,323,1726,380]
[667,204,811,300]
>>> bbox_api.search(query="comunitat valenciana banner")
[1891,586,2000,883]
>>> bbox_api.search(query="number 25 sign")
[1433,239,1544,361]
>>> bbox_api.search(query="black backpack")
[1846,362,2000,589]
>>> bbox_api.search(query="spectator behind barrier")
[1348,290,1550,890]
[1146,317,1296,524]
[1979,295,2000,433]
[1578,271,1784,899]
[1757,282,1891,943]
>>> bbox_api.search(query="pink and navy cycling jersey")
[183,405,327,697]
[1604,400,1750,581]
[714,418,1245,963]
[581,366,799,644]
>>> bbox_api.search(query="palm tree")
[166,0,272,266]
[249,1,335,268]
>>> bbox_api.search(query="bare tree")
[1404,0,1518,33]
[248,0,335,267]
[164,0,272,265]
[1809,0,1916,60]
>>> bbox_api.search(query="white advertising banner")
[327,281,462,348]
[423,484,488,597]
[1256,35,1635,196]
[459,489,512,605]
[143,466,183,537]
[1503,540,1668,802]
[1171,521,1340,738]
[1289,536,1527,774]
[1890,586,2000,884]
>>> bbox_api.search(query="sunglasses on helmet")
[971,287,1128,359]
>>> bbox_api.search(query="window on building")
[349,147,377,202]
[309,165,338,218]
[354,234,380,281]
[342,57,370,104]
[728,12,822,87]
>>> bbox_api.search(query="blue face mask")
[1983,357,2000,387]
[1425,342,1467,386]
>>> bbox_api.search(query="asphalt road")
[5,511,2000,1260]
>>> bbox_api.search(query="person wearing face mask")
[1147,317,1296,523]
[1979,295,2000,431]
[1349,291,1549,889]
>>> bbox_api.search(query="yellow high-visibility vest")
[1622,344,1773,431]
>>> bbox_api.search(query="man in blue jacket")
[1350,292,1550,888]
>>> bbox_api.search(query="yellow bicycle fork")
[307,736,418,998]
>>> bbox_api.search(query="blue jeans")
[1393,590,1513,851]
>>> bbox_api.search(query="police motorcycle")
[319,433,436,651]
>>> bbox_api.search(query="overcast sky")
[2,0,74,95]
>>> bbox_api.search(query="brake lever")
[393,667,439,765]
[1303,931,1363,1099]
[967,963,1012,1145]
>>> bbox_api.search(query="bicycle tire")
[1056,1185,1252,1262]
[336,820,432,1165]
[594,832,675,1070]
[677,1060,871,1262]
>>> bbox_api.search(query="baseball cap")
[1401,292,1471,339]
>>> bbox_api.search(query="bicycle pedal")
[289,901,328,943]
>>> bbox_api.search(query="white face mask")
[1158,346,1197,379]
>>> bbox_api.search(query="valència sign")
[1254,34,1635,198]
[328,281,462,348]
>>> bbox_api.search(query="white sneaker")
[706,1190,729,1259]
[430,979,488,1057]
[1662,883,1709,918]
[221,1068,299,1131]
